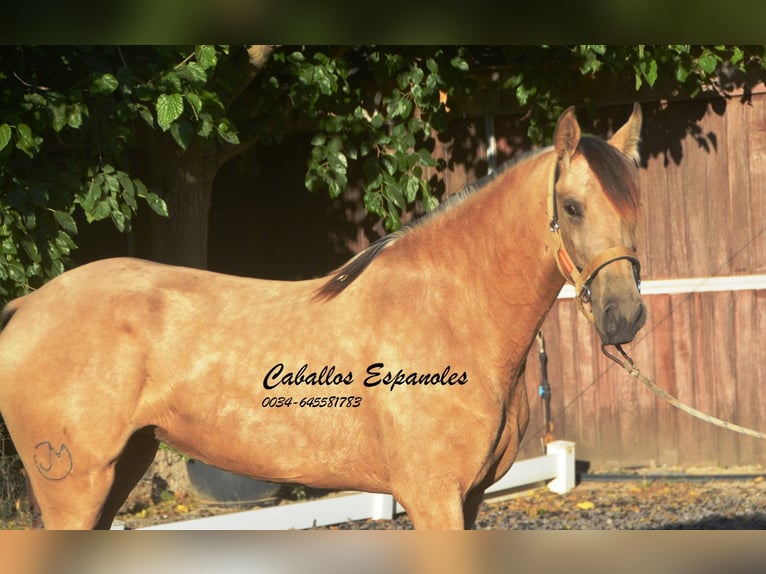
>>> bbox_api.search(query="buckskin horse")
[0,104,645,529]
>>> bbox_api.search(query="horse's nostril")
[603,302,620,336]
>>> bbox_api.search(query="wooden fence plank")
[712,291,740,466]
[746,98,766,274]
[733,290,760,462]
[725,96,754,274]
[647,294,680,465]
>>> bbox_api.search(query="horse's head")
[550,103,646,345]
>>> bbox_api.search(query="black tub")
[186,460,282,503]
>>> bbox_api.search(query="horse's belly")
[154,403,385,492]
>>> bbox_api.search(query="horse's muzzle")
[597,297,647,345]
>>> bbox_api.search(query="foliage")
[0,421,26,524]
[468,45,766,145]
[0,47,173,299]
[2,45,765,301]
[249,46,472,231]
[248,45,766,234]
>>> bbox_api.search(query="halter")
[546,156,641,324]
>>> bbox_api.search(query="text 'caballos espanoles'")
[263,362,468,392]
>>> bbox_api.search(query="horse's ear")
[553,106,581,170]
[608,102,642,165]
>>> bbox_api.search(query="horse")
[0,104,645,529]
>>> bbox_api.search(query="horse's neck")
[402,150,565,376]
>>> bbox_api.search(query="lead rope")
[602,344,766,441]
[536,331,554,453]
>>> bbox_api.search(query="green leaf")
[404,175,419,203]
[92,73,119,94]
[55,231,76,251]
[134,178,148,198]
[88,200,112,222]
[450,56,469,72]
[1,237,17,255]
[643,60,658,87]
[7,260,25,282]
[327,178,342,198]
[138,105,155,128]
[144,192,168,217]
[50,103,68,132]
[117,172,137,211]
[422,192,439,212]
[386,183,405,209]
[216,119,240,144]
[416,147,438,168]
[21,238,40,262]
[104,173,120,193]
[697,51,718,74]
[156,93,184,131]
[184,93,202,118]
[111,209,126,232]
[197,112,213,137]
[181,62,207,84]
[730,46,744,66]
[371,112,384,129]
[0,124,10,151]
[381,154,396,176]
[15,123,37,156]
[49,258,64,277]
[116,171,135,196]
[53,211,78,234]
[170,120,195,149]
[195,45,217,70]
[304,169,320,193]
[363,190,384,217]
[81,178,103,212]
[67,105,83,129]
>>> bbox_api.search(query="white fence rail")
[133,440,575,530]
[559,274,766,299]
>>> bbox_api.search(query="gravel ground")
[325,476,766,530]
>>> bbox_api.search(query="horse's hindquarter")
[0,260,365,487]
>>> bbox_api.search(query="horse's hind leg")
[24,428,159,529]
[25,460,117,529]
[95,427,159,529]
[397,485,466,529]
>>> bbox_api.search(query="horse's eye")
[563,200,583,218]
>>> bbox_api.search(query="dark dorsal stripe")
[313,232,402,300]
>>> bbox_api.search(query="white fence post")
[370,493,396,520]
[545,440,575,494]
